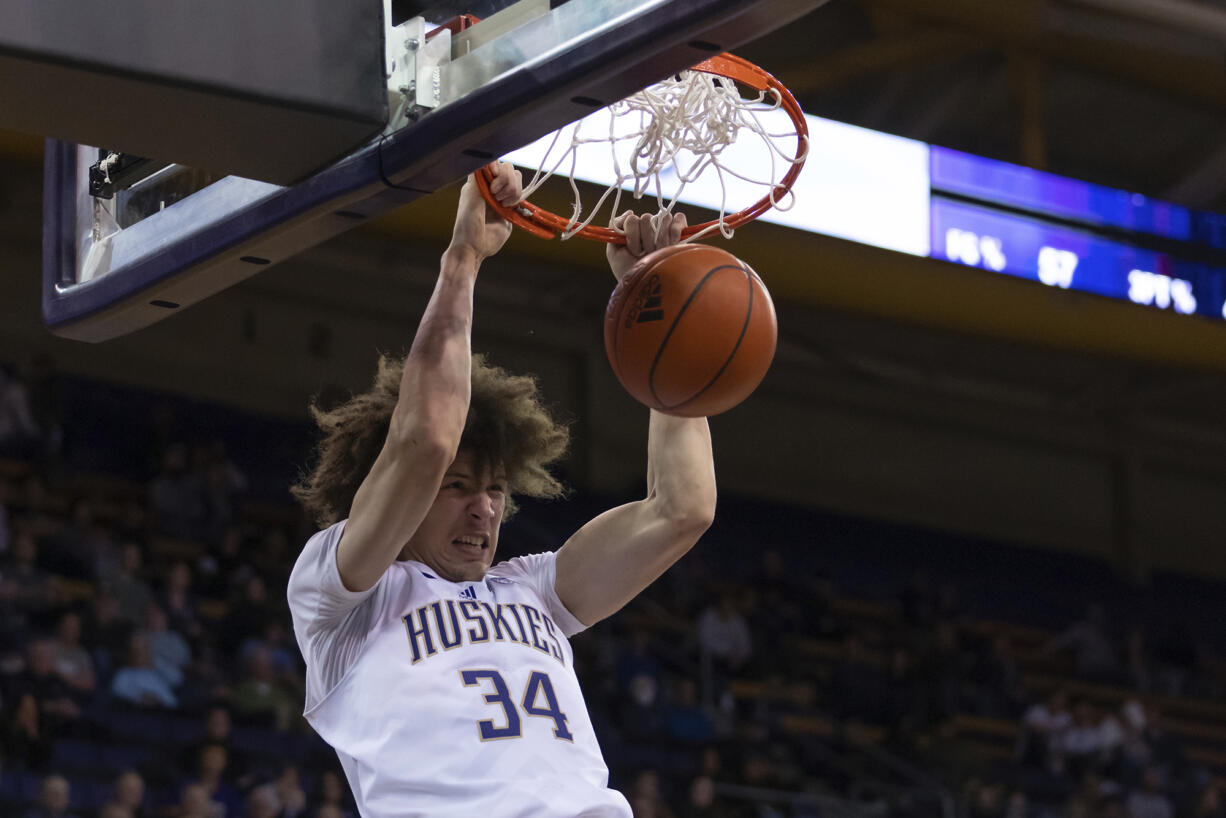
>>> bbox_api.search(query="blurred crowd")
[2,359,1226,818]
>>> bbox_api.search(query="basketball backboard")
[39,0,830,342]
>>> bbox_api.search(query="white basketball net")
[509,69,808,242]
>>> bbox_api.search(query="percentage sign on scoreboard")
[1128,269,1198,315]
[945,228,1007,272]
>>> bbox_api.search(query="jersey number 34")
[460,669,574,742]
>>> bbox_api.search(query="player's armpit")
[554,494,712,627]
[555,411,715,624]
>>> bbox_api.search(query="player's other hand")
[606,210,687,281]
[449,161,522,263]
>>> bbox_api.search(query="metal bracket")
[386,15,451,128]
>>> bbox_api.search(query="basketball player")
[288,161,716,816]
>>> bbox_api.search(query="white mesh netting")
[505,68,808,242]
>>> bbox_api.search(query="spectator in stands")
[1192,782,1225,818]
[617,668,666,744]
[830,631,892,725]
[137,602,191,689]
[149,442,207,539]
[1140,702,1184,773]
[111,499,148,550]
[0,524,57,634]
[201,440,246,539]
[239,620,299,683]
[1060,700,1122,775]
[616,629,664,698]
[160,560,202,641]
[2,691,53,771]
[697,746,723,780]
[100,770,149,818]
[697,590,752,677]
[231,645,299,730]
[744,554,806,677]
[176,640,232,714]
[1044,604,1121,683]
[218,575,275,660]
[9,638,83,733]
[50,610,95,694]
[1003,790,1029,818]
[628,769,677,818]
[24,773,77,818]
[173,782,222,818]
[43,497,104,579]
[249,764,307,818]
[311,769,353,818]
[197,524,248,600]
[179,705,253,793]
[110,632,178,708]
[0,363,40,459]
[963,779,1006,818]
[106,542,155,624]
[1018,687,1072,767]
[680,775,727,818]
[661,677,715,746]
[1125,766,1173,818]
[1115,699,1153,779]
[97,805,131,818]
[182,743,242,818]
[965,633,1020,718]
[84,589,133,680]
[245,788,279,818]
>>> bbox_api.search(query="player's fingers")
[488,167,507,193]
[624,213,645,256]
[502,168,523,206]
[648,211,674,251]
[669,212,687,245]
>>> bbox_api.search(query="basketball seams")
[646,266,723,407]
[648,264,751,410]
[668,267,756,413]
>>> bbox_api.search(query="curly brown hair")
[291,353,570,528]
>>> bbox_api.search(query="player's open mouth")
[452,535,488,556]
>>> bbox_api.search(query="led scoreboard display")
[510,110,1226,323]
[929,147,1226,321]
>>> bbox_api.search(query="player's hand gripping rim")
[606,210,688,281]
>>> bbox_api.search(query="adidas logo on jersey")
[459,586,477,600]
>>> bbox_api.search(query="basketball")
[604,244,777,417]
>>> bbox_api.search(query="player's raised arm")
[555,211,718,626]
[336,163,522,592]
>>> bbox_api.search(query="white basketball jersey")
[288,521,632,818]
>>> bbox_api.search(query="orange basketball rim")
[475,53,808,244]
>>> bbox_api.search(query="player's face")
[401,450,506,582]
